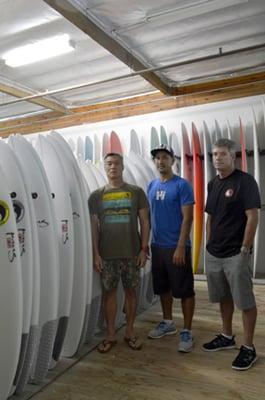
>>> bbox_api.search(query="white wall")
[51,94,265,155]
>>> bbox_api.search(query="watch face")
[241,246,249,255]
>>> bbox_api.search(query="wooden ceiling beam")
[172,71,265,95]
[1,78,265,137]
[0,82,70,114]
[42,0,171,95]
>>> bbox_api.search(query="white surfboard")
[169,132,181,176]
[128,150,154,183]
[90,163,107,187]
[77,136,85,161]
[36,135,75,362]
[15,182,41,395]
[124,156,153,311]
[93,134,101,163]
[79,174,102,344]
[252,109,261,278]
[202,122,215,273]
[130,129,142,155]
[0,140,33,395]
[0,165,23,400]
[80,160,99,192]
[8,134,59,384]
[181,123,192,183]
[50,132,92,355]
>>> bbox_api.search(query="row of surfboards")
[1,105,264,399]
[0,132,155,400]
[70,102,264,280]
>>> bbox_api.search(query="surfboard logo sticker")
[73,211,80,219]
[18,228,26,256]
[61,219,69,244]
[6,232,17,263]
[0,200,9,225]
[37,219,50,228]
[225,189,234,198]
[12,200,25,223]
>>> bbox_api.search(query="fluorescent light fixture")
[3,34,75,67]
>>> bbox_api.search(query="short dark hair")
[104,153,124,166]
[213,138,236,154]
[104,152,123,161]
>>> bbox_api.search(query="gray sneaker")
[148,321,177,339]
[178,329,194,352]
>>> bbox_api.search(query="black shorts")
[151,245,195,299]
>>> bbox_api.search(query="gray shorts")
[205,251,256,310]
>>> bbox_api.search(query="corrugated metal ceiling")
[0,0,264,120]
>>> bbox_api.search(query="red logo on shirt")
[225,189,234,198]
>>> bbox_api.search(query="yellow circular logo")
[0,200,10,225]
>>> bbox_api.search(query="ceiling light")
[3,34,75,67]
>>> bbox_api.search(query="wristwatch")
[240,246,250,255]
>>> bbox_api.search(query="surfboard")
[50,132,92,355]
[169,132,181,176]
[128,150,154,183]
[102,133,110,158]
[110,131,123,154]
[0,165,23,400]
[202,121,215,273]
[160,125,168,145]
[77,136,85,161]
[181,123,192,183]
[9,134,59,384]
[0,140,33,395]
[36,135,75,363]
[130,129,141,155]
[257,99,265,278]
[214,119,222,142]
[191,123,204,274]
[93,134,101,163]
[80,160,99,192]
[84,136,93,162]
[123,156,152,312]
[239,117,248,172]
[252,109,261,278]
[15,181,41,395]
[90,162,107,187]
[150,126,160,150]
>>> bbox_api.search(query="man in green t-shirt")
[89,153,150,353]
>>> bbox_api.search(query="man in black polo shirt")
[202,138,261,371]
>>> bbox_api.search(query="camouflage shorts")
[101,258,140,292]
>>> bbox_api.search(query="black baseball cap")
[151,144,175,158]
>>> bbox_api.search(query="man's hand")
[172,245,186,266]
[137,250,148,268]
[93,253,103,273]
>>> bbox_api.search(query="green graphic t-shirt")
[89,183,149,259]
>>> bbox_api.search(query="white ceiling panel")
[0,0,264,120]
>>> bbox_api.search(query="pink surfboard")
[110,131,123,154]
